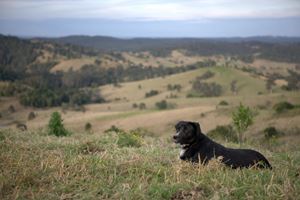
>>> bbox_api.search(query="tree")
[28,112,36,120]
[266,78,275,93]
[232,104,254,146]
[139,103,146,110]
[192,81,222,97]
[285,70,300,90]
[155,100,168,110]
[85,122,92,132]
[230,80,238,95]
[48,112,69,137]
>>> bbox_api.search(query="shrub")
[156,100,167,109]
[117,130,142,148]
[219,100,229,106]
[167,84,182,92]
[28,112,36,120]
[155,100,175,110]
[104,125,124,133]
[16,123,27,131]
[139,103,146,110]
[85,122,92,132]
[207,125,238,143]
[145,90,159,98]
[104,126,144,147]
[48,112,70,137]
[264,127,283,139]
[168,93,178,99]
[0,83,21,96]
[230,80,238,95]
[132,103,138,108]
[192,81,222,97]
[8,105,15,113]
[284,70,300,90]
[197,71,215,80]
[232,103,254,146]
[273,101,294,113]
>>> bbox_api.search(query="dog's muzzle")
[173,131,183,143]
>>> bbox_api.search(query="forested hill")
[1,34,300,109]
[37,35,300,63]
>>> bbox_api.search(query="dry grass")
[1,80,299,137]
[51,57,97,72]
[100,66,271,102]
[0,129,299,200]
[249,59,297,75]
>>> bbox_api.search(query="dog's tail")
[256,152,272,169]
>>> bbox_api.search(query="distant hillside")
[38,35,300,63]
[1,34,300,109]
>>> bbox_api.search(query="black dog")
[173,121,272,169]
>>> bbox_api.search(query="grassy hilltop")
[1,128,300,199]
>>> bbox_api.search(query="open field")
[51,57,97,72]
[1,65,299,138]
[100,66,274,102]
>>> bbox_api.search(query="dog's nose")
[173,135,178,140]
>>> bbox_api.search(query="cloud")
[0,0,300,21]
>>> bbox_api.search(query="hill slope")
[1,129,299,199]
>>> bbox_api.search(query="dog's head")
[173,121,202,145]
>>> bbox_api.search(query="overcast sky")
[0,0,300,37]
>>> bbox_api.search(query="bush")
[192,81,222,97]
[117,130,142,148]
[132,103,138,108]
[197,71,215,80]
[0,82,23,96]
[139,103,146,110]
[28,112,36,120]
[48,112,70,137]
[207,125,238,143]
[85,122,92,132]
[219,100,229,106]
[104,125,124,133]
[8,105,15,113]
[155,100,175,110]
[273,101,294,113]
[145,90,159,98]
[156,100,167,110]
[167,93,178,99]
[264,127,283,139]
[232,103,254,145]
[167,84,182,92]
[16,123,27,131]
[104,126,144,147]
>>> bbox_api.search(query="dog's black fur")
[173,121,272,169]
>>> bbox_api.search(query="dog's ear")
[190,122,201,134]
